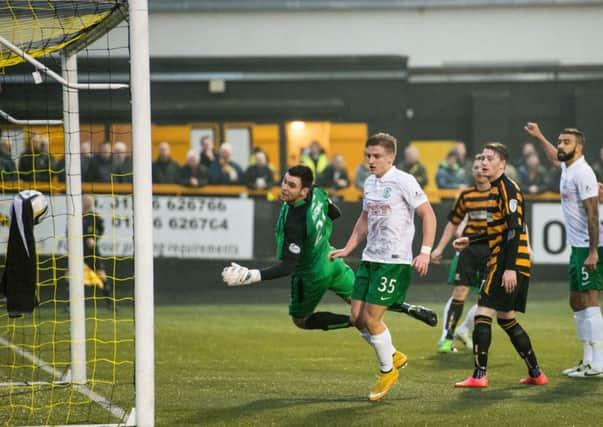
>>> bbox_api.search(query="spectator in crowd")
[593,147,603,182]
[354,159,371,190]
[244,150,274,190]
[88,142,132,183]
[318,154,350,197]
[518,152,548,194]
[399,145,429,188]
[453,142,468,168]
[200,135,218,168]
[111,142,133,183]
[301,140,329,178]
[180,149,208,187]
[0,136,17,181]
[514,142,537,169]
[208,143,244,185]
[453,142,473,184]
[18,133,56,183]
[152,141,181,184]
[88,143,113,182]
[436,150,466,189]
[55,140,94,182]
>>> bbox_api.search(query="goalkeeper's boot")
[408,304,438,327]
[562,360,588,376]
[456,330,473,350]
[520,372,548,385]
[393,351,408,370]
[438,339,455,353]
[454,375,488,388]
[368,369,399,401]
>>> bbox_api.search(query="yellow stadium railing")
[0,182,563,202]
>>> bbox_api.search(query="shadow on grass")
[516,376,600,403]
[182,394,413,426]
[424,352,474,369]
[438,374,598,414]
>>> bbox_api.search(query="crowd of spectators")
[1,133,585,196]
[393,140,567,194]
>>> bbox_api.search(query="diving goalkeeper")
[222,165,437,330]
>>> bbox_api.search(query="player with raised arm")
[455,142,547,388]
[431,155,491,353]
[329,133,437,401]
[221,165,437,332]
[525,123,603,377]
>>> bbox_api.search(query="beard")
[557,148,576,162]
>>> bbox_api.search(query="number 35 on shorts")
[377,277,397,294]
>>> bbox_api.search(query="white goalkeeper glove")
[222,262,261,286]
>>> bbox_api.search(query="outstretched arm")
[222,256,299,286]
[329,210,368,259]
[524,122,560,167]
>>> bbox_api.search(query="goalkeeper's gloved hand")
[222,262,261,286]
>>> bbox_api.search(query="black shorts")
[478,264,530,313]
[455,242,489,288]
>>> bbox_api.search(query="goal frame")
[0,1,155,426]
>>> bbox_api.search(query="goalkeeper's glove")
[222,262,261,286]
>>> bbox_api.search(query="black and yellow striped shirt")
[447,187,490,238]
[486,174,531,276]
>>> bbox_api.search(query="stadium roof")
[149,0,603,12]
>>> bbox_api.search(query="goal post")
[0,1,154,425]
[62,51,87,386]
[129,0,155,426]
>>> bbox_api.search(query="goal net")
[0,1,152,425]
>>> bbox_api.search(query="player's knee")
[349,312,362,328]
[452,286,469,300]
[363,316,382,334]
[569,295,584,311]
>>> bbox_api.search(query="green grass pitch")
[156,281,603,427]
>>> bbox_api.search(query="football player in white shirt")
[330,132,436,401]
[525,122,603,377]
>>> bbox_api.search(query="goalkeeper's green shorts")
[288,258,354,318]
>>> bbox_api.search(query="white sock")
[440,297,453,342]
[457,304,478,336]
[359,329,371,345]
[584,307,603,370]
[574,309,592,365]
[369,328,394,372]
[362,328,396,354]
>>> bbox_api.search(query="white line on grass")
[0,335,127,421]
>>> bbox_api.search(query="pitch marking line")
[0,335,126,420]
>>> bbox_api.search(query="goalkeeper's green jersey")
[274,187,337,280]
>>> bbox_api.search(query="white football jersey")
[560,156,603,247]
[362,166,428,264]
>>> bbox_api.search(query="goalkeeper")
[222,165,436,330]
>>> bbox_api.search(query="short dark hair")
[482,142,508,162]
[287,165,314,188]
[561,128,585,145]
[366,132,397,155]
